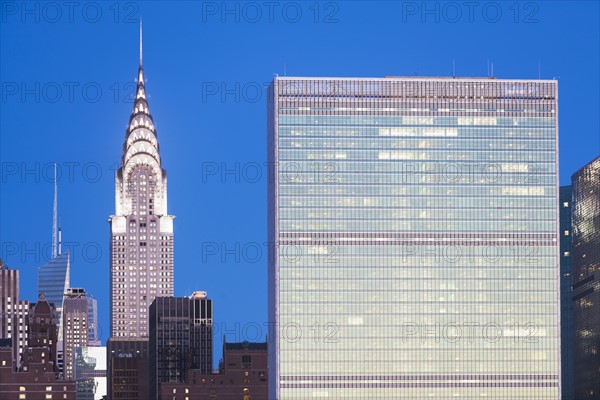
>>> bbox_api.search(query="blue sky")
[1,1,599,365]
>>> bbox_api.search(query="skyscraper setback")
[268,77,560,399]
[108,23,175,339]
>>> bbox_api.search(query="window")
[563,201,569,207]
[242,355,252,369]
[564,230,570,236]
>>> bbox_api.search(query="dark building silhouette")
[572,156,600,399]
[0,294,76,399]
[149,292,213,400]
[559,185,574,400]
[159,341,267,400]
[106,338,149,400]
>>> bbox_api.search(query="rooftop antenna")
[139,17,143,66]
[491,62,494,77]
[487,60,490,78]
[52,162,58,259]
[452,60,455,78]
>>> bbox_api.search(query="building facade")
[159,341,268,400]
[0,340,77,400]
[74,345,107,400]
[571,156,600,399]
[268,76,560,399]
[63,288,90,380]
[559,185,574,400]
[149,292,213,400]
[0,263,29,368]
[87,295,101,346]
[38,251,70,337]
[0,294,77,399]
[107,338,149,400]
[108,24,174,340]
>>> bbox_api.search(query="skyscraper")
[0,262,29,368]
[559,185,574,400]
[108,21,174,339]
[268,76,560,399]
[74,345,107,399]
[63,288,89,380]
[87,294,101,346]
[149,292,213,399]
[38,165,70,341]
[571,155,600,399]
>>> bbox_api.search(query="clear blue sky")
[1,1,599,365]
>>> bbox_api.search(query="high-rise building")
[149,292,213,400]
[0,262,29,368]
[559,185,574,400]
[0,262,19,340]
[571,155,600,399]
[39,166,71,341]
[108,21,174,340]
[87,295,101,346]
[74,345,107,400]
[107,338,149,400]
[63,288,90,380]
[159,341,268,400]
[24,293,59,371]
[268,76,560,399]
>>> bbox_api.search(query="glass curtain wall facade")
[38,251,70,339]
[268,77,560,399]
[559,185,574,400]
[571,156,600,399]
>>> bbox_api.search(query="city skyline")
[2,0,599,370]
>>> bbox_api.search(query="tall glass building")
[559,185,574,400]
[38,251,70,338]
[267,77,560,399]
[571,156,600,399]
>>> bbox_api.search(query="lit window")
[564,230,570,236]
[564,251,570,257]
[563,201,569,207]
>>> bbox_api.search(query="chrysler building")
[109,22,174,338]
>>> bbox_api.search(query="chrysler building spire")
[109,24,174,338]
[139,17,143,66]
